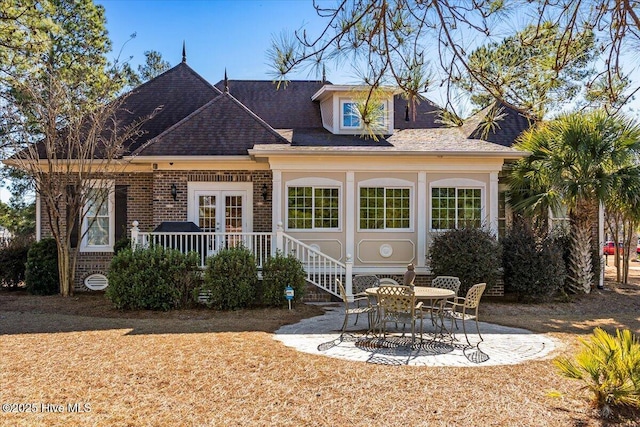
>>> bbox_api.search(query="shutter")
[115,185,128,242]
[67,185,79,248]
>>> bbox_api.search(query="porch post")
[131,220,139,251]
[489,172,499,237]
[345,171,355,270]
[417,172,427,268]
[272,170,282,256]
[345,253,353,300]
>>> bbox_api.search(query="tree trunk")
[567,223,594,293]
[57,244,76,297]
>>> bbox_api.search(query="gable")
[119,62,221,154]
[464,102,534,147]
[134,92,288,156]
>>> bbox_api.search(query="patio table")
[365,286,455,338]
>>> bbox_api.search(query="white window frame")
[80,180,115,252]
[340,100,362,129]
[339,99,388,131]
[429,178,485,232]
[285,177,342,232]
[357,178,414,232]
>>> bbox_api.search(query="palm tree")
[507,109,640,293]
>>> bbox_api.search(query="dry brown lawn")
[1,265,639,427]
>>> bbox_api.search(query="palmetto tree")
[507,110,640,293]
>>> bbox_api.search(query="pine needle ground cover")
[1,265,639,426]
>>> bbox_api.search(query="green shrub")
[555,328,640,417]
[106,246,202,311]
[113,236,132,254]
[24,238,59,295]
[261,251,306,307]
[0,238,32,288]
[429,227,501,294]
[201,245,258,310]
[502,220,565,302]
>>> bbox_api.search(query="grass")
[1,265,639,426]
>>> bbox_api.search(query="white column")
[598,201,605,289]
[272,170,282,255]
[489,172,499,237]
[271,170,282,232]
[345,171,355,264]
[417,172,427,268]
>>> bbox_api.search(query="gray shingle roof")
[258,126,526,157]
[120,62,221,154]
[213,80,326,129]
[463,102,534,147]
[134,92,288,156]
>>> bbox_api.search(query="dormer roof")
[310,84,399,102]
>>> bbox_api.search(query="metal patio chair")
[440,283,487,345]
[337,279,375,336]
[376,285,423,343]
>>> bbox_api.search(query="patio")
[275,303,559,367]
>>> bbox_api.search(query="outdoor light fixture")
[171,183,177,201]
[262,184,268,202]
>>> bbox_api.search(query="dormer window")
[312,84,396,135]
[342,101,361,128]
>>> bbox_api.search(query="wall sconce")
[261,184,268,202]
[171,183,177,201]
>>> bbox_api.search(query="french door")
[195,191,245,234]
[187,182,252,255]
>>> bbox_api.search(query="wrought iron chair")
[352,274,380,296]
[378,277,399,286]
[425,276,461,326]
[376,285,423,343]
[337,279,375,336]
[440,283,487,345]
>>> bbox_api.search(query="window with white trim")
[287,186,339,230]
[431,187,482,230]
[360,187,411,230]
[340,100,387,130]
[81,182,114,251]
[342,102,361,128]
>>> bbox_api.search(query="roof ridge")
[125,62,222,98]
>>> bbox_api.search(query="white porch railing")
[130,221,272,269]
[130,221,353,299]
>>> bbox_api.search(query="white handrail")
[281,233,352,299]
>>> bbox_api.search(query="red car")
[602,241,640,255]
[603,241,615,255]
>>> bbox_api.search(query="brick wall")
[75,173,153,289]
[148,170,272,231]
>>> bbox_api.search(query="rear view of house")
[27,59,531,299]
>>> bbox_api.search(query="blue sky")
[98,0,347,85]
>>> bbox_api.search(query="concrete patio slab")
[274,304,560,367]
